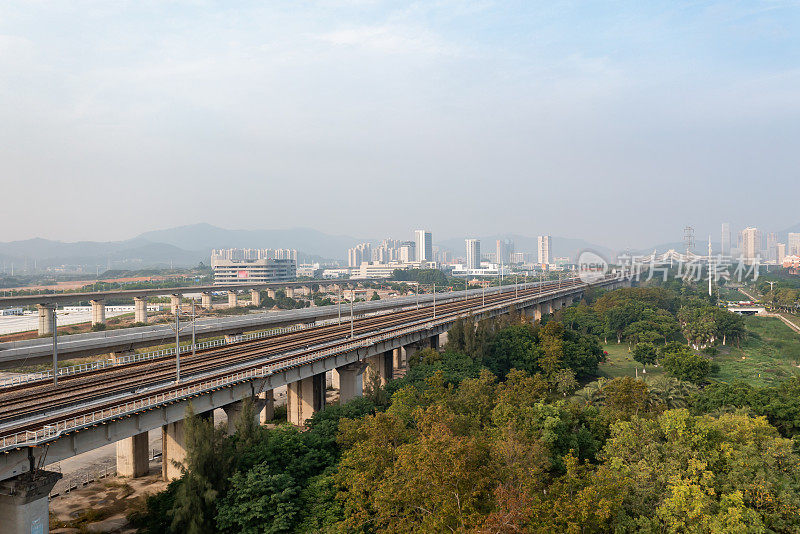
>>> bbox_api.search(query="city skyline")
[2,2,799,246]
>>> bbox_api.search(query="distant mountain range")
[1,222,796,272]
[0,224,365,271]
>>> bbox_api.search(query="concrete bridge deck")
[0,275,630,533]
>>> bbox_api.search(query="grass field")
[597,341,665,380]
[711,316,800,387]
[596,316,800,387]
[718,285,746,302]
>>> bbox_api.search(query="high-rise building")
[465,239,481,270]
[374,239,402,263]
[496,239,514,265]
[510,252,527,264]
[347,243,372,267]
[399,241,416,263]
[766,232,778,261]
[739,227,761,263]
[777,243,787,264]
[415,230,433,262]
[788,233,800,256]
[721,223,731,256]
[537,235,551,265]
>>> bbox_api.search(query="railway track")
[0,280,582,435]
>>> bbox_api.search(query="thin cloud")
[315,25,461,56]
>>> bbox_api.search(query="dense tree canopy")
[130,283,800,534]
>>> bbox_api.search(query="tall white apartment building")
[721,223,731,256]
[465,239,481,270]
[347,243,372,267]
[415,230,433,262]
[739,227,762,263]
[537,235,551,265]
[788,233,800,256]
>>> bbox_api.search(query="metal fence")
[0,301,435,389]
[0,289,549,452]
[0,282,532,389]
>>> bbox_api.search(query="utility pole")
[416,284,419,309]
[173,304,182,383]
[433,283,436,319]
[338,286,341,324]
[708,235,713,297]
[52,307,58,386]
[191,300,196,358]
[350,289,355,338]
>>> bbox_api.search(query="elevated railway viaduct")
[0,276,629,533]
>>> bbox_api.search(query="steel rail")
[0,284,579,451]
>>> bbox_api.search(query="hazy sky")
[1,1,799,248]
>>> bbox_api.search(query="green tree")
[661,345,711,383]
[216,467,301,533]
[632,342,657,366]
[170,406,233,534]
[602,377,653,419]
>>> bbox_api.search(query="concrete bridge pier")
[170,294,182,315]
[36,304,55,336]
[438,331,448,348]
[267,289,277,299]
[250,289,261,307]
[364,352,392,390]
[162,412,212,481]
[222,399,260,435]
[392,347,403,373]
[429,334,440,349]
[162,419,186,481]
[134,297,148,324]
[337,362,367,403]
[287,373,326,425]
[403,344,418,366]
[258,390,275,424]
[534,304,542,322]
[116,432,149,478]
[90,299,105,326]
[0,470,62,534]
[227,291,238,308]
[285,287,295,298]
[201,292,213,309]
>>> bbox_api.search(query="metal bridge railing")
[0,289,556,452]
[0,281,551,390]
[0,301,441,390]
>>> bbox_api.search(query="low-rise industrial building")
[213,258,297,285]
